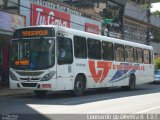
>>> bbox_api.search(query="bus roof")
[16,25,153,50]
[56,25,153,50]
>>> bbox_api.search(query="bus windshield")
[10,38,55,70]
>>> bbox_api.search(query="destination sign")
[15,59,29,66]
[13,27,54,38]
[21,30,48,37]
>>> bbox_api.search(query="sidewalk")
[0,87,33,96]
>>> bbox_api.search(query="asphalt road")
[0,82,160,120]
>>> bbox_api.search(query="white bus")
[10,25,154,97]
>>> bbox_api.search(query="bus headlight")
[41,71,55,81]
[10,72,18,81]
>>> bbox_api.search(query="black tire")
[73,76,85,96]
[128,75,136,91]
[121,86,128,91]
[121,75,136,91]
[96,87,108,93]
[34,90,48,97]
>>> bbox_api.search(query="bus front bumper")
[9,79,54,91]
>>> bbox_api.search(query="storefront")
[0,33,11,86]
[0,10,25,87]
[20,0,101,34]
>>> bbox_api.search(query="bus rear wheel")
[34,90,48,97]
[128,75,136,91]
[121,75,136,91]
[73,76,85,96]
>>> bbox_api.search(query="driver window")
[57,36,73,65]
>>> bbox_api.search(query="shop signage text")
[85,23,99,34]
[31,0,81,16]
[31,4,70,27]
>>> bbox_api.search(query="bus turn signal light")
[42,84,51,88]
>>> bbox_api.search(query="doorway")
[0,41,2,87]
[0,34,11,87]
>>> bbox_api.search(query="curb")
[0,88,33,96]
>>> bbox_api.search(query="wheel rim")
[130,76,135,90]
[76,81,83,91]
[131,80,135,89]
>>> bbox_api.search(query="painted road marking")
[137,106,160,113]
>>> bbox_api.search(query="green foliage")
[155,58,160,70]
[151,28,160,43]
[141,4,148,11]
[152,10,160,17]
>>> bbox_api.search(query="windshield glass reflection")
[10,38,55,70]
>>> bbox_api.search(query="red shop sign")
[85,23,99,34]
[30,3,70,28]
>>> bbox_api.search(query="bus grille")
[20,78,40,81]
[21,83,37,87]
[16,71,43,76]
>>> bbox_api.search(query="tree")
[152,10,160,17]
[155,58,160,70]
[151,28,160,43]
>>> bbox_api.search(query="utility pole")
[146,0,151,45]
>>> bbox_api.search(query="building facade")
[0,0,160,87]
[124,0,160,58]
[0,10,25,86]
[20,0,102,34]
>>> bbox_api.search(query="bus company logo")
[27,77,31,82]
[89,60,112,83]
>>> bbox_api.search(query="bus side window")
[87,38,101,60]
[74,36,87,59]
[135,47,143,63]
[143,49,150,64]
[114,43,125,62]
[149,50,153,64]
[125,45,134,63]
[102,41,114,61]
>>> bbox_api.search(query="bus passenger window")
[102,41,114,61]
[125,45,134,63]
[74,36,87,59]
[135,48,143,63]
[149,50,153,64]
[114,44,125,62]
[87,38,101,60]
[143,49,150,64]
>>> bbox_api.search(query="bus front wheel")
[34,90,48,97]
[73,76,85,96]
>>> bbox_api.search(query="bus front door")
[56,36,74,91]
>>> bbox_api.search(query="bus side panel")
[73,59,114,89]
[141,64,154,84]
[56,64,74,91]
[86,60,113,89]
[73,59,88,87]
[111,62,130,87]
[111,62,147,87]
[134,68,144,85]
